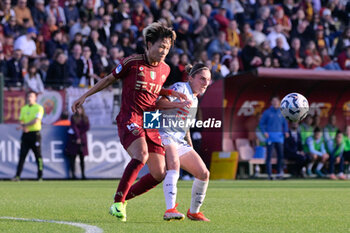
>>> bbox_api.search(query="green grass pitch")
[0,180,349,233]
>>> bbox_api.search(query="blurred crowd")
[0,0,350,91]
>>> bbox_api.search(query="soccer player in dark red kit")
[72,22,190,222]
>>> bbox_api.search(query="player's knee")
[151,169,166,181]
[134,150,149,164]
[198,169,210,181]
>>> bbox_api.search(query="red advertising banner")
[4,90,65,124]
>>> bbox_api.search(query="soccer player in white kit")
[156,63,211,221]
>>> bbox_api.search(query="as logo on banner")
[343,101,350,116]
[143,110,161,129]
[37,91,63,124]
[308,102,332,117]
[237,101,265,116]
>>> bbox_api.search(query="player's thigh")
[164,144,180,171]
[180,150,209,181]
[127,137,149,164]
[147,153,166,181]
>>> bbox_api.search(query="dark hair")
[143,22,176,47]
[26,90,38,97]
[314,127,321,133]
[185,63,210,77]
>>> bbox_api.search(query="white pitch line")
[0,216,103,233]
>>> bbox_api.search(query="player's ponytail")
[186,63,210,77]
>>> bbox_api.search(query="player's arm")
[184,130,193,147]
[159,88,188,101]
[156,96,192,110]
[72,73,116,112]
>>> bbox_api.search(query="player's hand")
[264,133,269,138]
[72,96,86,113]
[16,125,23,131]
[76,138,81,144]
[285,132,290,138]
[177,100,192,109]
[171,90,188,101]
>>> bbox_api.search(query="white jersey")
[159,82,198,146]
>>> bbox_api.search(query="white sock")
[307,163,314,171]
[163,170,179,210]
[190,178,208,214]
[316,163,324,171]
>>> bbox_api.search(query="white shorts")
[160,134,193,157]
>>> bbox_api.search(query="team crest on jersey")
[150,71,156,80]
[115,64,122,74]
[139,66,144,71]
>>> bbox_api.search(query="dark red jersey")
[112,54,170,126]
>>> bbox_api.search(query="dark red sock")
[126,173,161,200]
[114,159,144,203]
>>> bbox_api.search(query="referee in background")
[13,91,44,181]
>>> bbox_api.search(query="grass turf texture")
[0,180,349,233]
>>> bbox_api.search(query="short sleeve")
[111,59,129,80]
[19,106,25,122]
[36,106,44,120]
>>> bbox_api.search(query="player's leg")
[337,156,346,179]
[265,143,273,179]
[307,154,317,176]
[315,154,327,177]
[14,134,31,180]
[179,150,210,222]
[275,142,284,178]
[328,155,336,179]
[110,137,148,221]
[31,132,43,180]
[69,154,77,179]
[78,153,85,179]
[162,144,184,221]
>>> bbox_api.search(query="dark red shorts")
[117,122,165,155]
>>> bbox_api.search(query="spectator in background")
[257,6,272,33]
[84,29,102,59]
[213,6,230,32]
[291,19,314,49]
[225,20,241,48]
[207,31,231,59]
[241,37,263,70]
[320,8,337,43]
[0,0,15,24]
[222,0,245,24]
[164,52,182,87]
[272,6,292,38]
[342,125,350,167]
[98,14,112,45]
[282,0,298,18]
[6,49,23,87]
[94,46,112,78]
[272,37,294,68]
[69,12,91,41]
[326,131,346,180]
[289,37,305,68]
[334,27,350,57]
[45,30,66,60]
[337,46,350,70]
[211,52,229,78]
[13,0,34,27]
[304,40,322,67]
[131,2,146,34]
[106,32,120,51]
[108,46,123,68]
[23,63,44,93]
[305,127,328,177]
[0,48,7,76]
[79,0,95,22]
[323,115,338,142]
[284,122,308,177]
[119,33,135,57]
[13,91,44,181]
[4,16,21,38]
[175,19,194,56]
[225,58,241,78]
[64,0,80,27]
[193,15,215,56]
[258,40,272,62]
[14,27,37,58]
[46,50,69,88]
[259,96,289,180]
[252,19,267,46]
[177,0,201,24]
[77,46,99,87]
[66,106,90,179]
[40,15,58,42]
[68,43,82,86]
[31,0,46,29]
[267,23,290,51]
[45,0,66,26]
